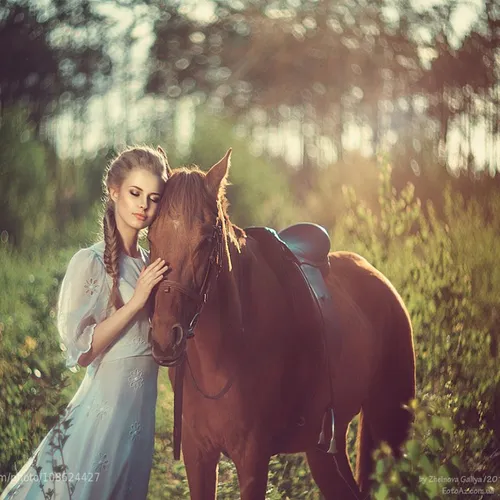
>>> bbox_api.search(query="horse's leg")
[182,426,220,500]
[306,428,362,500]
[233,445,270,500]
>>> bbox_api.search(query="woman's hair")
[102,146,169,312]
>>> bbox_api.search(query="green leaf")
[406,439,421,461]
[374,484,390,500]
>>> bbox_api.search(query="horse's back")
[327,250,411,329]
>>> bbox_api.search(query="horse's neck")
[191,236,289,378]
[191,239,245,363]
[216,240,246,335]
[220,235,282,331]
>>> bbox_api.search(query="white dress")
[1,241,159,500]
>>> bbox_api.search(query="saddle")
[244,223,340,354]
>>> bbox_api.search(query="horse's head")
[148,149,236,366]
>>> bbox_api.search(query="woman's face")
[110,168,165,231]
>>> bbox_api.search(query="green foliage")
[371,398,499,499]
[0,107,115,253]
[0,243,74,477]
[0,107,53,246]
[266,454,319,499]
[371,399,464,500]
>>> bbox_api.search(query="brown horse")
[148,150,416,499]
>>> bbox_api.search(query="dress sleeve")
[57,248,107,368]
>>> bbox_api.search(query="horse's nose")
[171,323,184,347]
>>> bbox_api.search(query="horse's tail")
[356,283,416,494]
[355,410,375,493]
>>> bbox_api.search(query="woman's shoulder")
[70,241,149,266]
[89,240,105,256]
[67,241,106,269]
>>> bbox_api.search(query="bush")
[0,243,80,479]
[331,161,500,493]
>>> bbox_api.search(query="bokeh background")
[1,0,499,498]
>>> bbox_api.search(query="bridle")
[154,218,224,367]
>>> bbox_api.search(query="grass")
[147,368,190,499]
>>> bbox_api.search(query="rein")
[187,357,234,399]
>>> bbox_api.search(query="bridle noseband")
[154,219,224,367]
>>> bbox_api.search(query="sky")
[399,0,484,43]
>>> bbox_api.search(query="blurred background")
[1,0,499,498]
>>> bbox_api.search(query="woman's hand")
[129,258,168,311]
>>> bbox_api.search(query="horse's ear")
[205,148,232,197]
[157,145,173,177]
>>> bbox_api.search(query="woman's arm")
[78,257,168,367]
[77,299,142,367]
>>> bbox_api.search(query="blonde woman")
[1,146,170,499]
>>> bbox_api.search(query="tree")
[0,107,50,246]
[0,0,112,132]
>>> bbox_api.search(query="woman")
[1,146,170,499]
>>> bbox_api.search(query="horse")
[147,150,416,499]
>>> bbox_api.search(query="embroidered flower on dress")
[86,397,110,421]
[132,333,147,347]
[92,452,110,473]
[84,277,99,296]
[129,422,142,441]
[128,369,144,389]
[94,401,111,421]
[122,332,146,347]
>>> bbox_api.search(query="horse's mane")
[159,166,244,266]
